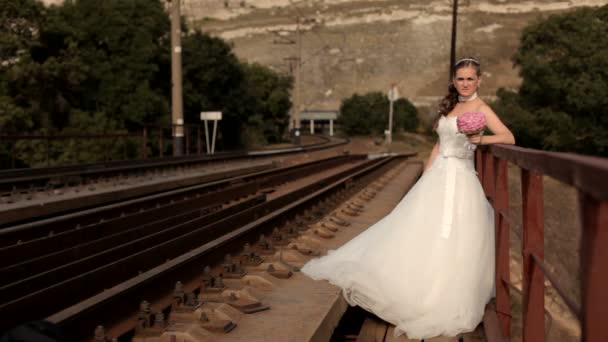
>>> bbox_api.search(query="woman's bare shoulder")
[476,101,499,117]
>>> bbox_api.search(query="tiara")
[454,58,480,66]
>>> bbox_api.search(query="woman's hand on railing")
[468,133,515,145]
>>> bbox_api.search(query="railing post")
[185,126,190,156]
[521,170,545,342]
[476,149,484,183]
[483,151,495,198]
[197,126,202,156]
[580,194,608,342]
[123,137,127,160]
[141,127,147,160]
[11,140,16,169]
[495,157,511,338]
[172,124,176,156]
[159,127,164,158]
[74,138,78,164]
[46,137,50,167]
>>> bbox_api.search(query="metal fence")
[0,124,213,169]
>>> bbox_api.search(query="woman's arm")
[468,104,515,145]
[424,143,440,173]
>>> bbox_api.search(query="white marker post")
[200,111,222,155]
[386,83,399,145]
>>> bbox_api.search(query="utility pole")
[170,0,184,156]
[386,83,398,145]
[293,16,302,144]
[283,55,299,137]
[449,0,458,80]
[269,17,302,144]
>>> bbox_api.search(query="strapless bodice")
[437,115,476,160]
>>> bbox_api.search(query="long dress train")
[301,115,495,339]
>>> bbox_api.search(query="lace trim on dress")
[440,147,474,160]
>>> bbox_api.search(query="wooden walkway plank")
[384,326,413,342]
[356,315,389,342]
[383,324,486,342]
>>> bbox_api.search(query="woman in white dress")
[301,57,515,340]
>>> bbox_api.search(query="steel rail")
[0,136,347,193]
[0,182,258,262]
[0,184,257,283]
[0,163,273,228]
[0,195,265,331]
[0,154,361,233]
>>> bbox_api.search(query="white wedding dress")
[301,115,495,339]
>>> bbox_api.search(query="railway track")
[0,139,352,228]
[0,135,347,196]
[0,153,410,341]
[0,154,359,240]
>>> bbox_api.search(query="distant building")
[299,110,339,136]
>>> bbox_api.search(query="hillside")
[38,0,608,113]
[184,0,607,116]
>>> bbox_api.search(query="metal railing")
[0,125,334,170]
[0,124,214,168]
[476,144,608,342]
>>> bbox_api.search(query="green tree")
[492,89,542,149]
[181,33,292,147]
[511,5,608,155]
[0,96,34,168]
[338,92,418,136]
[240,62,291,144]
[0,0,296,167]
[0,0,44,128]
[0,0,43,67]
[394,98,419,132]
[181,30,247,148]
[7,0,170,131]
[2,0,171,166]
[0,0,44,167]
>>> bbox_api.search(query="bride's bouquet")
[456,112,485,136]
[457,112,485,150]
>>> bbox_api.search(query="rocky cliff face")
[40,0,608,114]
[188,0,607,114]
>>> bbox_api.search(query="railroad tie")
[225,292,270,314]
[314,227,335,239]
[266,263,293,279]
[290,243,320,256]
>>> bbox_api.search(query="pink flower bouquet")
[457,112,486,135]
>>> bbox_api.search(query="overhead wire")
[287,0,338,65]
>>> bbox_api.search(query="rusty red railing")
[476,144,608,342]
